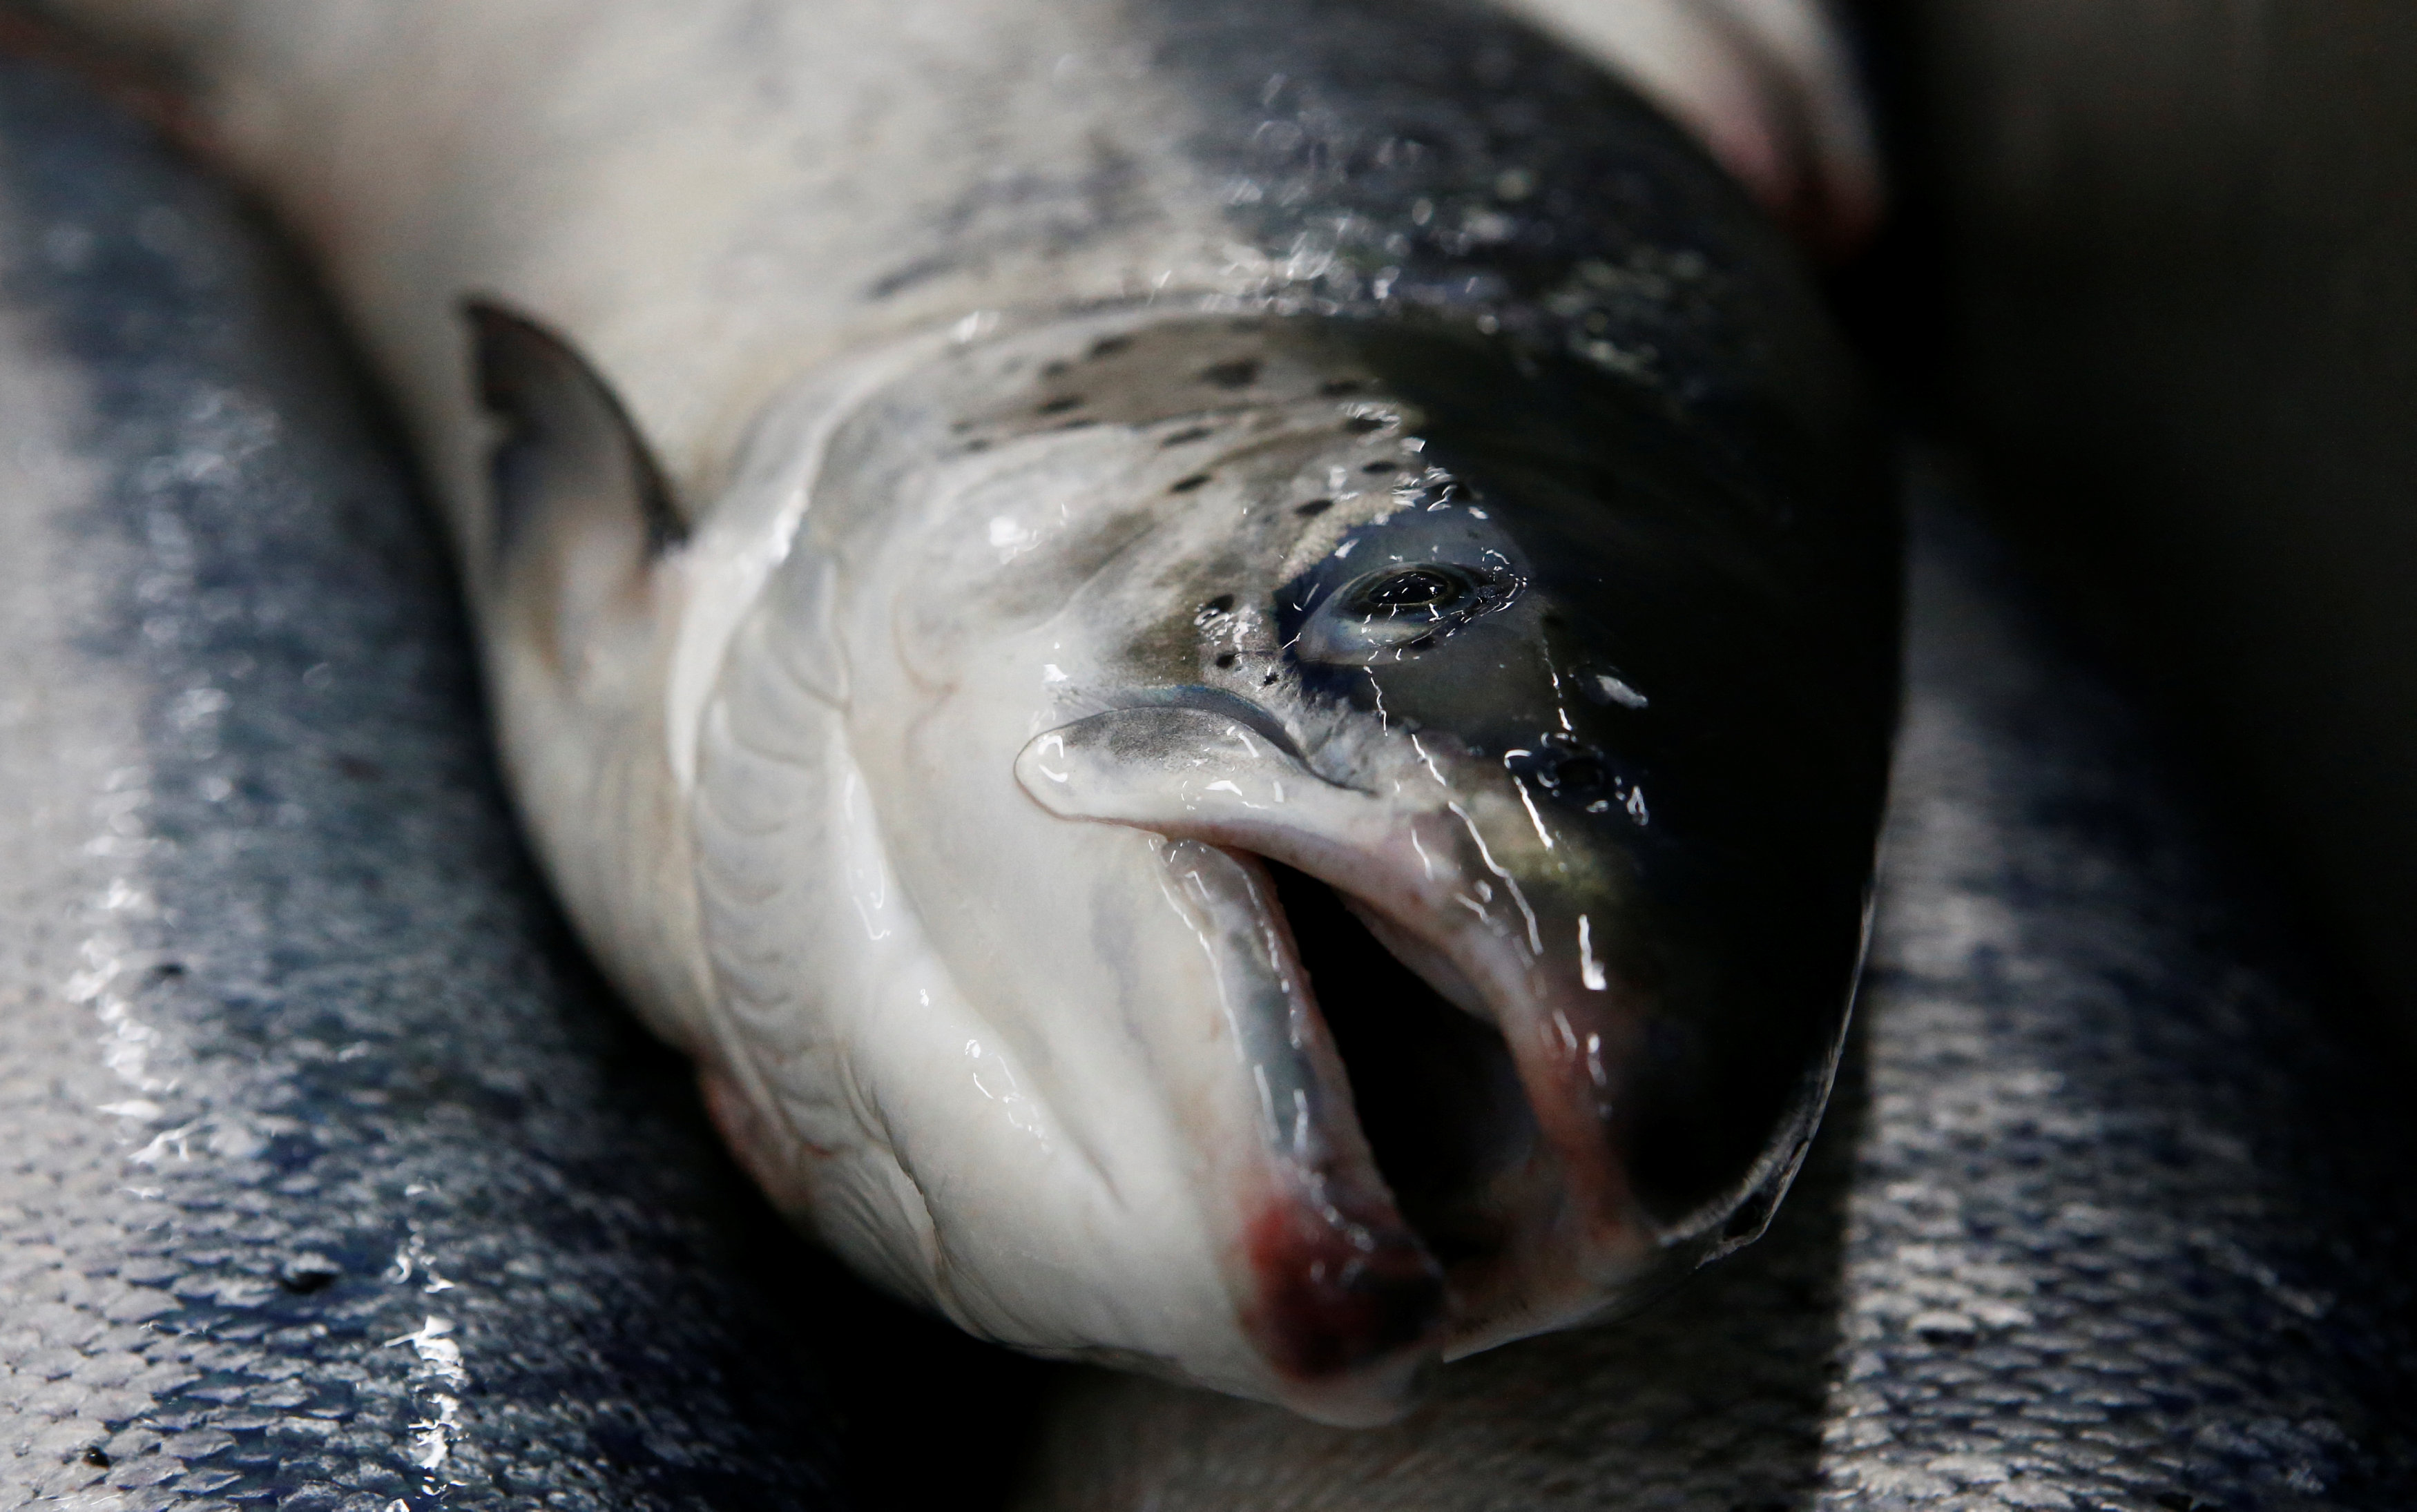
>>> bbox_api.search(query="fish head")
[709,311,1891,1422]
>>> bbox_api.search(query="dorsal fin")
[464,297,683,674]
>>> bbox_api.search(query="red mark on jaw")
[1240,1195,1445,1382]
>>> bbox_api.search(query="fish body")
[35,0,1898,1420]
[0,52,884,1507]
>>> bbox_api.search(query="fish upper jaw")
[1015,701,1696,1385]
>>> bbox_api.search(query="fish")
[30,0,1901,1423]
[0,46,1048,1511]
[1017,490,2417,1512]
[10,19,2414,1511]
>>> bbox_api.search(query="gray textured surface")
[0,54,899,1512]
[1018,484,2417,1511]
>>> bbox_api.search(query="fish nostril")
[1548,755,1610,796]
[1295,498,1333,517]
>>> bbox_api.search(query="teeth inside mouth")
[1260,861,1543,1276]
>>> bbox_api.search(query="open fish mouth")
[1017,694,1794,1417]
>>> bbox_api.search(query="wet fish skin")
[30,0,1898,1421]
[1017,491,2417,1511]
[0,51,1037,1511]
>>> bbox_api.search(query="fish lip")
[1112,683,1316,767]
[1144,836,1449,1422]
[1237,1170,1448,1404]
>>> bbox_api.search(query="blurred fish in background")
[1858,0,2417,1060]
[0,43,1038,1511]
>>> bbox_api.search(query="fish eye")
[1292,561,1518,665]
[1348,566,1471,617]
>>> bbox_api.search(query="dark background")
[1840,0,2417,1059]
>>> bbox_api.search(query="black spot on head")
[1199,358,1260,389]
[1035,394,1084,415]
[1088,335,1132,358]
[149,960,186,980]
[1215,652,1239,669]
[1162,425,1213,447]
[280,1268,339,1295]
[1343,415,1387,434]
[1295,498,1334,517]
[1168,474,1211,494]
[1362,461,1398,475]
[1041,360,1070,379]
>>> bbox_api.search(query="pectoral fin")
[465,298,684,674]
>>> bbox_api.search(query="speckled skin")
[1016,492,2417,1511]
[0,57,894,1511]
